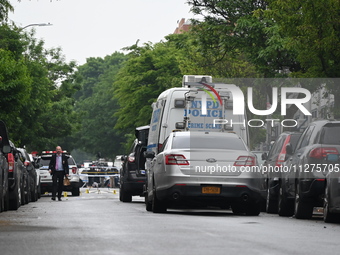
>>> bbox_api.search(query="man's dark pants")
[52,171,64,199]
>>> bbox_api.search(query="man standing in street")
[49,146,69,201]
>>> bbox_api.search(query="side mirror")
[286,143,293,155]
[144,151,155,159]
[261,152,267,160]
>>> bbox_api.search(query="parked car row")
[0,120,41,213]
[263,119,340,223]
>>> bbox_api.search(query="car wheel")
[145,193,152,212]
[278,184,294,217]
[245,202,261,216]
[24,180,31,204]
[323,182,339,223]
[31,184,38,202]
[266,186,278,214]
[231,203,245,215]
[37,184,41,199]
[0,173,3,212]
[9,179,21,210]
[4,190,9,211]
[294,182,313,219]
[152,188,166,213]
[21,177,26,206]
[72,187,80,196]
[120,183,132,202]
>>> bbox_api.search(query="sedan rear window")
[172,135,247,150]
[38,156,76,166]
[320,126,340,145]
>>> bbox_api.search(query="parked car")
[262,131,301,214]
[281,120,340,219]
[144,131,264,215]
[36,150,81,196]
[120,125,149,202]
[30,153,41,199]
[0,120,11,212]
[324,154,340,223]
[7,140,25,210]
[17,148,38,202]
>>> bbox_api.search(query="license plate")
[202,186,221,194]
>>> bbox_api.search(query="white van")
[147,75,249,154]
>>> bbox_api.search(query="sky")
[8,0,194,65]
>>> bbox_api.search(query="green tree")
[0,0,13,23]
[0,23,78,151]
[71,53,128,159]
[113,41,183,134]
[187,0,300,78]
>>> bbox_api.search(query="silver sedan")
[145,131,265,215]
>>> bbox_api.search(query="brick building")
[173,18,191,34]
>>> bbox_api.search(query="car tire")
[120,183,132,202]
[9,179,21,210]
[31,184,38,202]
[21,177,26,206]
[266,187,278,214]
[0,173,3,212]
[323,183,339,223]
[4,190,9,211]
[231,203,245,215]
[24,180,31,204]
[37,182,41,199]
[278,184,294,217]
[145,193,152,212]
[294,182,313,219]
[245,202,261,216]
[152,188,166,213]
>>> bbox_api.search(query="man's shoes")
[58,198,62,201]
[51,197,56,201]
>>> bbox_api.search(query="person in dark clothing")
[48,146,69,201]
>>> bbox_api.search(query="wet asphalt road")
[0,187,339,255]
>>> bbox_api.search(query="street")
[0,187,339,255]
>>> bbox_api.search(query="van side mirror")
[144,151,155,159]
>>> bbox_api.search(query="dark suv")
[120,125,149,202]
[0,120,11,212]
[281,120,340,219]
[18,148,38,202]
[262,131,301,214]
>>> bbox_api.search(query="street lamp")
[20,23,53,31]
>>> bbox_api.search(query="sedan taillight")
[234,156,256,166]
[7,153,15,172]
[309,147,339,159]
[165,154,189,165]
